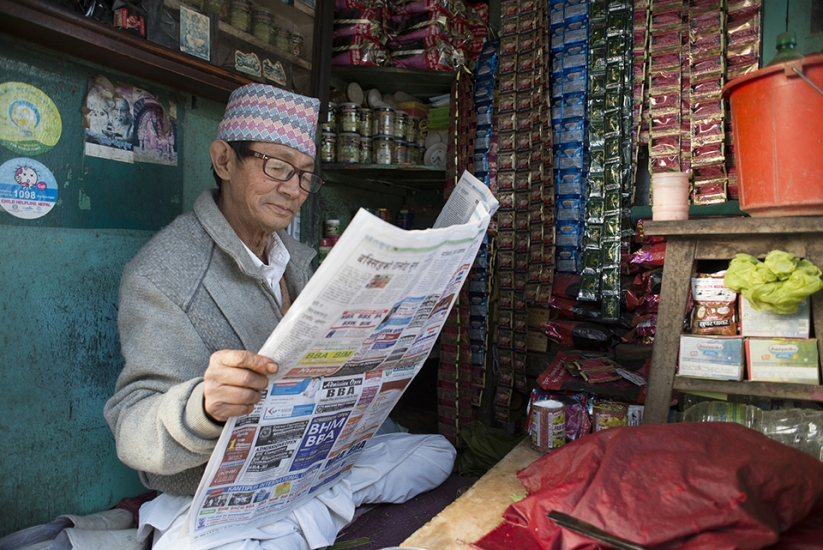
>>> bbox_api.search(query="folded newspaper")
[186,171,498,548]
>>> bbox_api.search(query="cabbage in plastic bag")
[724,250,823,314]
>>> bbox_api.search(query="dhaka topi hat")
[216,83,320,158]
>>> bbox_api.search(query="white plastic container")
[652,203,689,221]
[652,171,690,208]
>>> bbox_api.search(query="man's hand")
[203,350,278,423]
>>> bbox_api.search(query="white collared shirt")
[242,233,290,308]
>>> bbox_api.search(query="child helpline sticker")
[0,157,58,220]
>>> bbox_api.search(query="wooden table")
[402,439,542,549]
[642,216,823,425]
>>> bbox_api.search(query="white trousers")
[138,433,456,550]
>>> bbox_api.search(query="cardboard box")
[739,296,811,338]
[678,335,745,381]
[746,338,820,384]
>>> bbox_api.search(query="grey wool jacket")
[104,189,315,496]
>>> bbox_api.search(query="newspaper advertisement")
[185,171,498,549]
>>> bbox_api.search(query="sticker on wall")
[0,157,58,219]
[0,82,63,156]
[82,75,177,166]
[263,59,287,86]
[235,51,262,77]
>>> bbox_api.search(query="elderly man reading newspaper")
[104,84,456,550]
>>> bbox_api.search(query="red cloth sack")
[474,423,823,550]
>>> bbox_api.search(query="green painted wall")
[0,35,226,536]
[762,0,823,63]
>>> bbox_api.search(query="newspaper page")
[185,171,497,549]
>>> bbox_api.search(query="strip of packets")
[636,0,762,204]
[494,0,555,428]
[438,66,485,445]
[576,0,635,321]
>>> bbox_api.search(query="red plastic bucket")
[723,54,823,217]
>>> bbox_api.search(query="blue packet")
[562,92,586,118]
[564,0,587,22]
[556,168,585,196]
[556,221,583,247]
[564,20,588,44]
[555,246,582,273]
[562,44,587,69]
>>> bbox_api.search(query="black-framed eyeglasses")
[245,149,324,194]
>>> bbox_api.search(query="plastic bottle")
[765,32,803,66]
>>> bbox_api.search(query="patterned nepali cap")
[216,83,320,158]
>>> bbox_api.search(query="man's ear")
[210,140,233,183]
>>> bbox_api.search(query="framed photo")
[180,5,210,61]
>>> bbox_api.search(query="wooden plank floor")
[402,439,542,549]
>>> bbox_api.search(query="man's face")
[219,141,312,238]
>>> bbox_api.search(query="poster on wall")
[82,74,177,166]
[0,82,63,155]
[0,157,58,220]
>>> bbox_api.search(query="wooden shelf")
[674,377,823,402]
[642,216,823,424]
[0,0,250,103]
[321,163,446,191]
[330,67,456,99]
[164,0,311,70]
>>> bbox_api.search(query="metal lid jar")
[327,102,338,131]
[339,102,360,134]
[358,107,373,137]
[393,110,408,140]
[393,138,409,164]
[405,115,419,144]
[373,135,394,165]
[359,136,373,164]
[336,132,360,164]
[229,0,251,32]
[320,132,336,163]
[372,107,395,137]
[251,8,273,42]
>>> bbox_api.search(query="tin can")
[406,115,419,143]
[359,137,373,164]
[395,208,415,229]
[393,139,408,164]
[372,107,395,137]
[319,122,335,134]
[336,132,360,163]
[324,219,340,236]
[358,107,373,137]
[593,402,628,431]
[373,135,394,165]
[229,0,251,32]
[291,32,304,57]
[251,8,273,42]
[377,208,392,222]
[393,110,408,139]
[530,399,566,452]
[320,132,336,163]
[339,102,359,134]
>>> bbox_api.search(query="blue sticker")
[0,157,58,219]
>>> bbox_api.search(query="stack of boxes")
[679,275,820,384]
